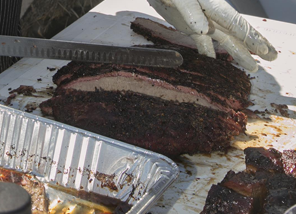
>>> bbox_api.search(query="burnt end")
[40,89,247,157]
[263,189,296,214]
[201,184,255,214]
[221,170,267,197]
[220,170,267,213]
[244,147,283,173]
[282,150,296,177]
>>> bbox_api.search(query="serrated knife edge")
[0,35,183,68]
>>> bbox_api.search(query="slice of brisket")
[130,17,232,62]
[40,89,246,157]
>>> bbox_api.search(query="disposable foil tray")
[0,104,179,213]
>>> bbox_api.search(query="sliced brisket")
[52,46,251,112]
[40,17,252,157]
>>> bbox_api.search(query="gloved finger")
[212,19,278,62]
[147,0,216,57]
[147,0,207,35]
[190,34,216,58]
[210,29,258,72]
[257,42,278,61]
[171,0,209,35]
[198,0,277,61]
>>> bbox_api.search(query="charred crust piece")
[9,85,36,96]
[200,184,255,214]
[244,147,283,173]
[282,150,296,177]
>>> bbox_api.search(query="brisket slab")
[40,17,252,157]
[40,89,246,157]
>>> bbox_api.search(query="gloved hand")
[147,0,278,72]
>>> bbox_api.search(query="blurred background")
[20,0,296,40]
[226,0,296,24]
[20,0,103,39]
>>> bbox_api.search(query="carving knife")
[0,35,183,68]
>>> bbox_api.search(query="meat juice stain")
[0,167,131,214]
[48,184,132,214]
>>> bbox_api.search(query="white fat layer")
[69,76,216,109]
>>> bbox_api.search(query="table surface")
[1,0,296,213]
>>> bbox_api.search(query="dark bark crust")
[40,89,247,157]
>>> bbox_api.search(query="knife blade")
[0,35,183,68]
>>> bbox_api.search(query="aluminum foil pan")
[0,104,179,214]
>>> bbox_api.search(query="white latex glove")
[147,0,278,72]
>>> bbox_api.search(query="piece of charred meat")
[202,147,296,214]
[201,184,256,214]
[282,150,296,177]
[244,147,283,173]
[220,170,267,213]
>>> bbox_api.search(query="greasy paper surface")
[1,0,296,213]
